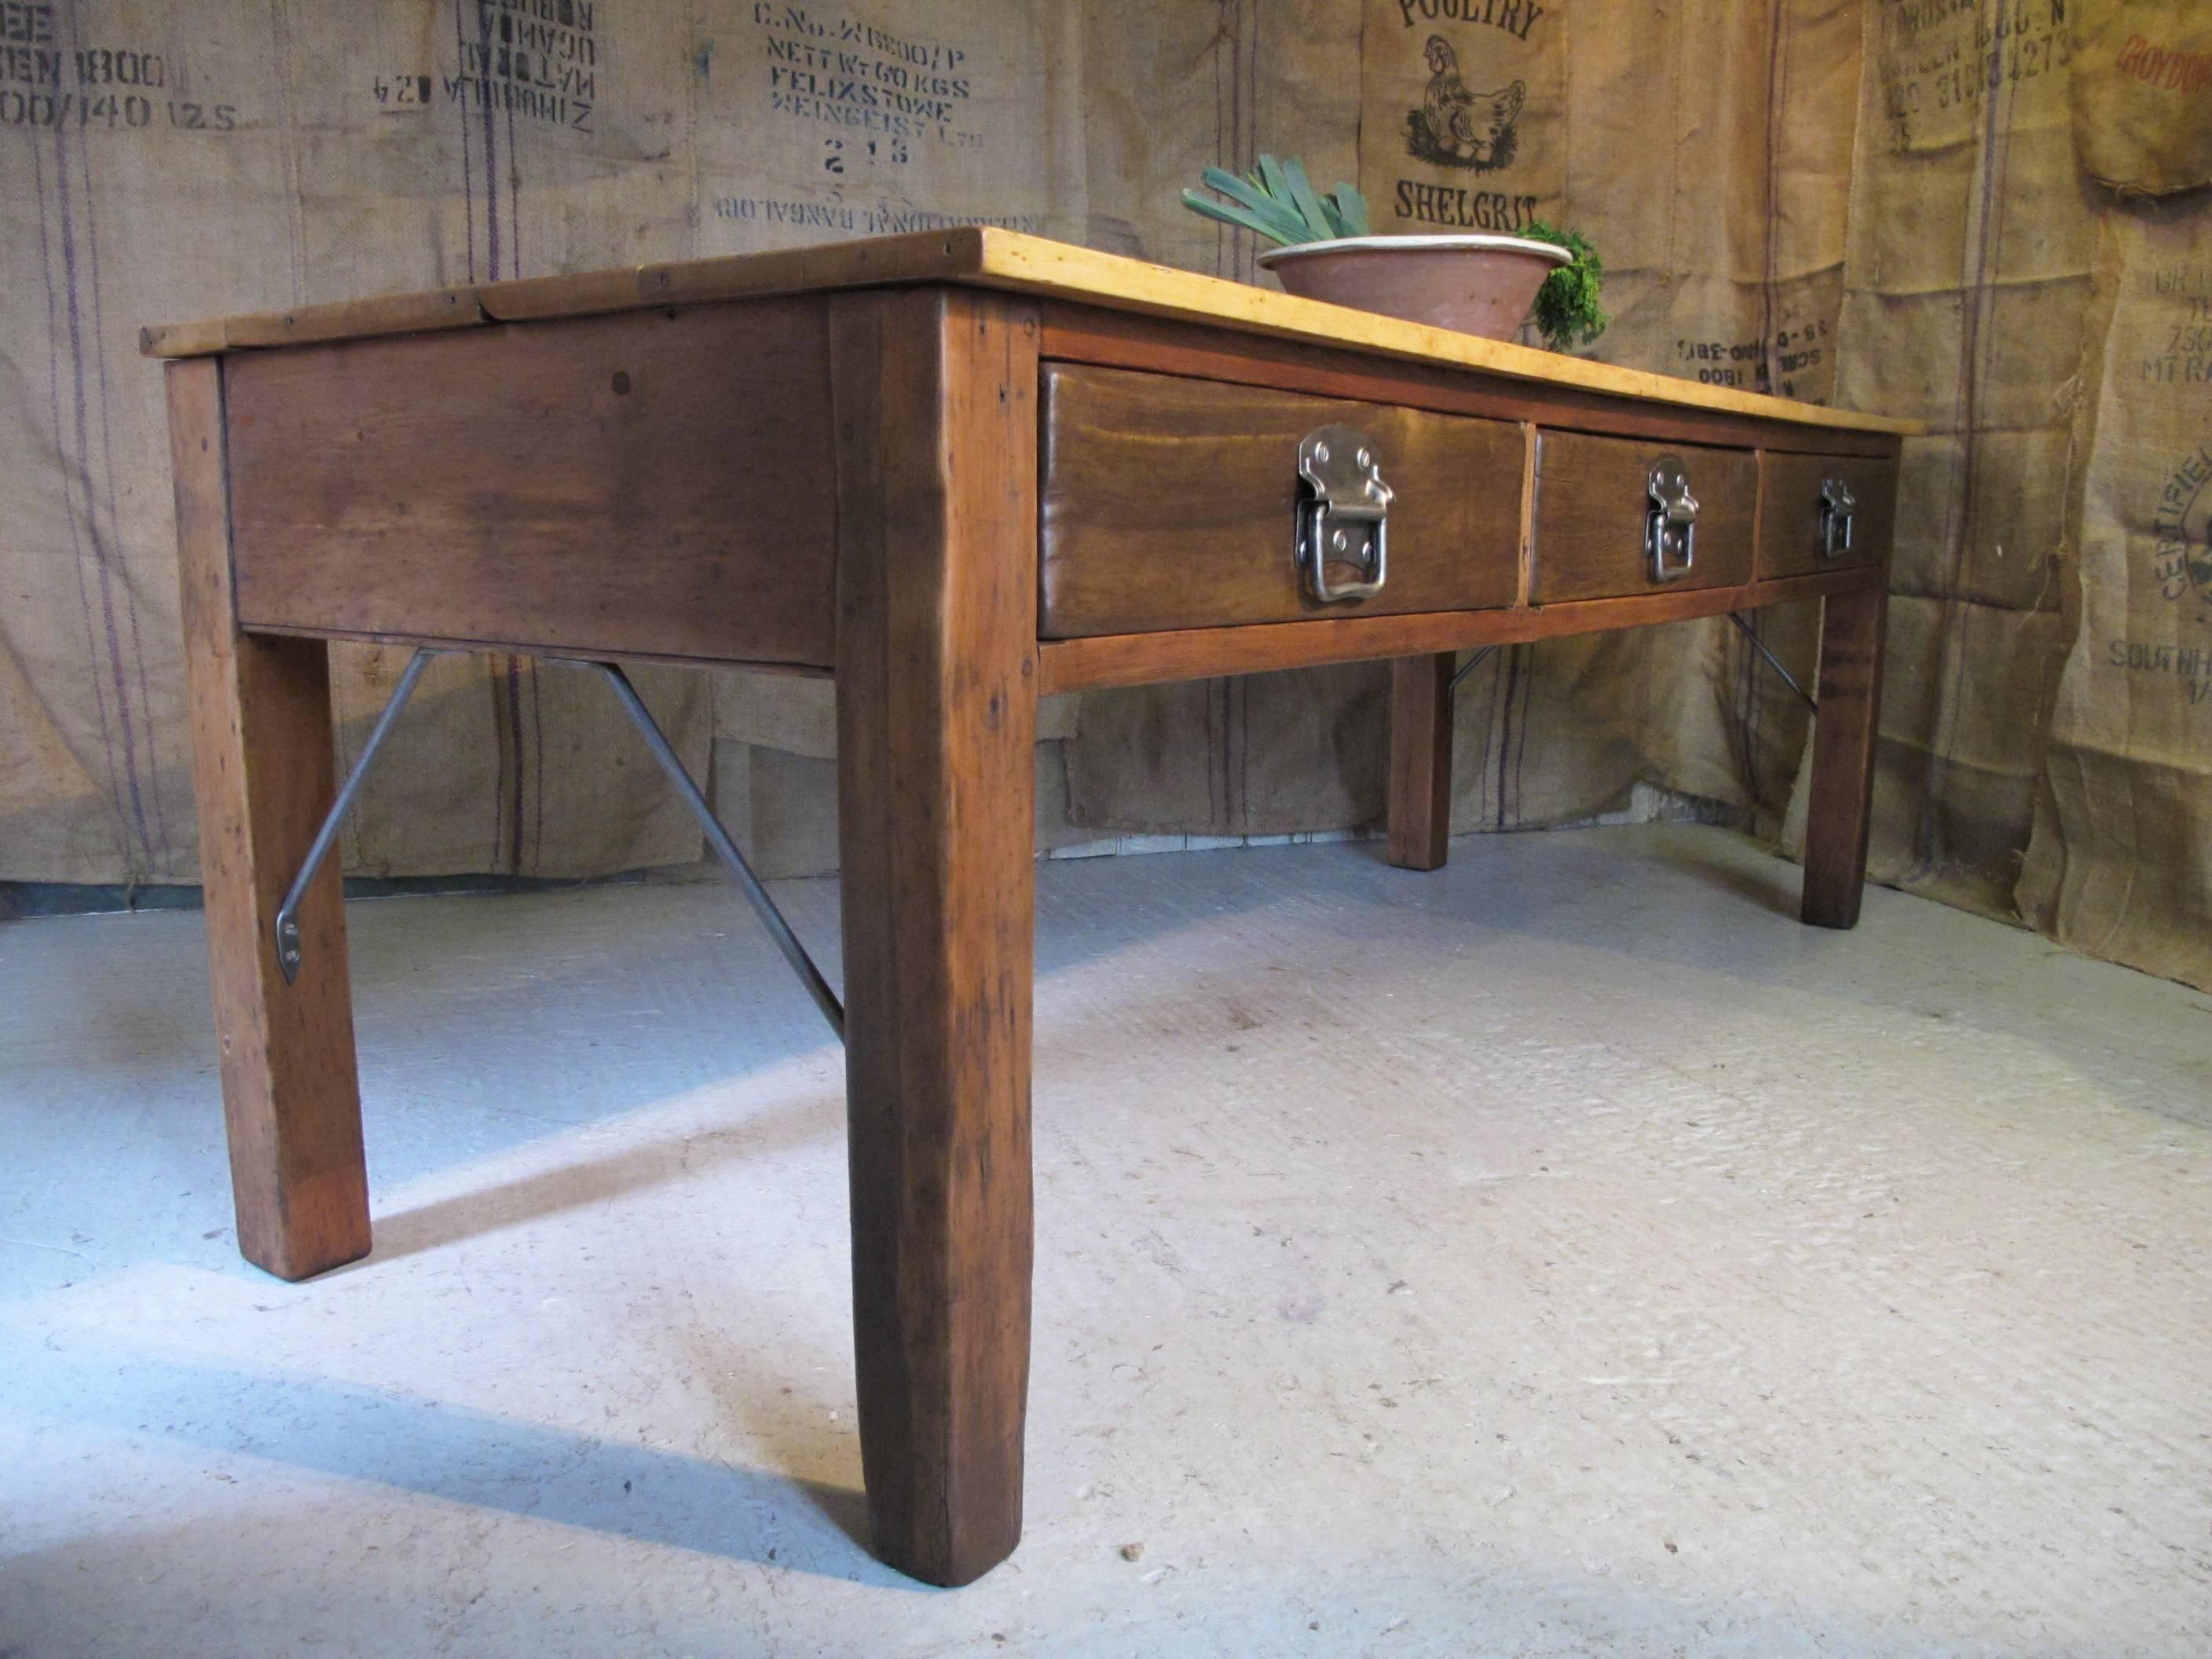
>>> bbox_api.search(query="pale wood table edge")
[141,227,1925,438]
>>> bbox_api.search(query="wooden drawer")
[1531,432,1756,602]
[1038,364,1522,637]
[1756,452,1895,578]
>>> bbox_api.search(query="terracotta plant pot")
[1254,234,1572,341]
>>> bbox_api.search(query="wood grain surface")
[1040,364,1522,635]
[1387,653,1458,870]
[145,226,1921,438]
[1532,432,1758,602]
[1801,584,1888,929]
[1756,452,1897,580]
[1040,306,1903,458]
[832,286,1041,1588]
[169,357,371,1282]
[1035,565,1882,695]
[224,300,839,668]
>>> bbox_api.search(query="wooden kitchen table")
[148,228,1919,1586]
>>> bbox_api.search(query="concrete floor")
[2,823,2208,1657]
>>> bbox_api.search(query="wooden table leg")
[1387,652,1456,870]
[830,287,1041,1587]
[1801,584,1888,929]
[168,358,371,1280]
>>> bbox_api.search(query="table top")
[142,228,1920,437]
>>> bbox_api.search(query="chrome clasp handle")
[1646,456,1699,583]
[1296,423,1391,602]
[1818,474,1857,559]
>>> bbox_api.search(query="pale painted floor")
[2,824,2209,1659]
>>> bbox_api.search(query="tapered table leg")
[1387,652,1456,870]
[1801,584,1888,929]
[831,287,1041,1587]
[168,358,370,1280]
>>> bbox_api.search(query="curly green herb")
[1522,221,1609,352]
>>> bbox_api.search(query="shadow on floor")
[6,1345,911,1590]
[359,1084,843,1268]
[34,826,2210,1285]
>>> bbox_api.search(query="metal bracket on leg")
[273,647,435,985]
[1727,612,1818,713]
[557,659,846,1042]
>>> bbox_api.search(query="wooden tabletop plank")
[473,266,644,323]
[142,227,1922,435]
[965,233,1918,435]
[142,286,485,357]
[138,317,232,358]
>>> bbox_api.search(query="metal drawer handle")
[1646,456,1699,582]
[1818,474,1857,559]
[1296,423,1391,602]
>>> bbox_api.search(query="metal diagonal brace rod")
[1447,644,1497,697]
[557,659,846,1042]
[1727,612,1818,713]
[273,646,434,985]
[269,647,845,1042]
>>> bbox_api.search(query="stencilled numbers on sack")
[372,0,599,132]
[372,75,436,110]
[1673,320,1831,397]
[2143,266,2212,386]
[753,4,981,156]
[821,134,910,174]
[1879,0,2072,153]
[0,5,240,133]
[2115,275,2212,701]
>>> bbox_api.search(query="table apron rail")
[203,291,1898,694]
[1035,566,1883,697]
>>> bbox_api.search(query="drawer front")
[1756,451,1895,578]
[1531,432,1756,602]
[1039,364,1522,637]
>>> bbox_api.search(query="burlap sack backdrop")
[4,2,2207,991]
[1829,0,2089,921]
[2,0,1079,882]
[1339,0,1857,840]
[2018,207,2212,990]
[1073,0,1855,842]
[2069,0,2212,198]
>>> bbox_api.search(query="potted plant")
[1182,156,1606,350]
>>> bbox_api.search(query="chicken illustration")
[1419,35,1524,170]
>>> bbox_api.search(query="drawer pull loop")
[1818,474,1857,559]
[1646,456,1699,583]
[1296,423,1392,602]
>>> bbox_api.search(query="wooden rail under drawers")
[1033,566,1884,696]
